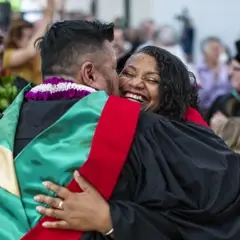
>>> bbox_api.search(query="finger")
[42,181,70,199]
[42,220,69,229]
[34,195,63,209]
[36,206,65,219]
[74,171,92,192]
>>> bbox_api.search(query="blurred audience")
[197,37,232,111]
[156,25,187,63]
[136,19,157,51]
[209,40,240,152]
[2,0,54,85]
[112,28,130,59]
[0,0,240,152]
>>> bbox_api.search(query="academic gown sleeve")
[109,125,180,240]
[83,112,240,240]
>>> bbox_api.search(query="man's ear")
[79,61,97,87]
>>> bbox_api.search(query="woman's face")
[16,27,33,48]
[119,53,160,111]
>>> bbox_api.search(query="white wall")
[130,0,153,27]
[151,0,240,61]
[97,0,124,22]
[21,0,92,12]
[20,0,240,61]
[97,0,240,61]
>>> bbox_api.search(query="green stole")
[0,86,109,239]
[232,89,240,100]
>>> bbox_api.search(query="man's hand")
[34,171,112,234]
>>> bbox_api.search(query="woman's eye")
[147,79,159,84]
[121,72,134,77]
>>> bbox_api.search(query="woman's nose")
[128,77,145,89]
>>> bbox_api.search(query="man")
[1,20,240,240]
[197,37,232,110]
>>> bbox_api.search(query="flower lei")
[25,77,96,101]
[0,68,18,112]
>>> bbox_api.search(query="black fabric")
[206,94,232,121]
[206,93,240,122]
[14,99,77,157]
[103,115,240,240]
[13,76,30,92]
[14,100,240,240]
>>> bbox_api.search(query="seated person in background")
[197,37,232,111]
[210,40,240,152]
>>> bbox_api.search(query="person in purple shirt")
[197,37,232,110]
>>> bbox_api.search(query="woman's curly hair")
[138,46,199,121]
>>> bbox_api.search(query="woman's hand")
[34,171,112,234]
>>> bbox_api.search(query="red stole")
[184,107,208,127]
[21,96,140,240]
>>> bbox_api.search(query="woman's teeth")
[125,93,143,102]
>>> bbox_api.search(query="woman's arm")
[5,0,55,67]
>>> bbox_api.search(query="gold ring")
[57,201,63,209]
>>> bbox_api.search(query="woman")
[119,45,199,120]
[28,45,240,240]
[2,0,54,85]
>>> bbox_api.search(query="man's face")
[140,20,157,41]
[92,41,119,95]
[205,40,221,62]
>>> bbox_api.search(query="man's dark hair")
[201,36,221,53]
[138,46,199,121]
[35,20,114,77]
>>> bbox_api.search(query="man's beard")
[103,75,119,95]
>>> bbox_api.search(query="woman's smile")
[123,90,147,103]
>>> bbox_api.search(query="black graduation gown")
[15,99,240,240]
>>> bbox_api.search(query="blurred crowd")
[0,0,240,152]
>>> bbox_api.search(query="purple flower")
[25,77,92,101]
